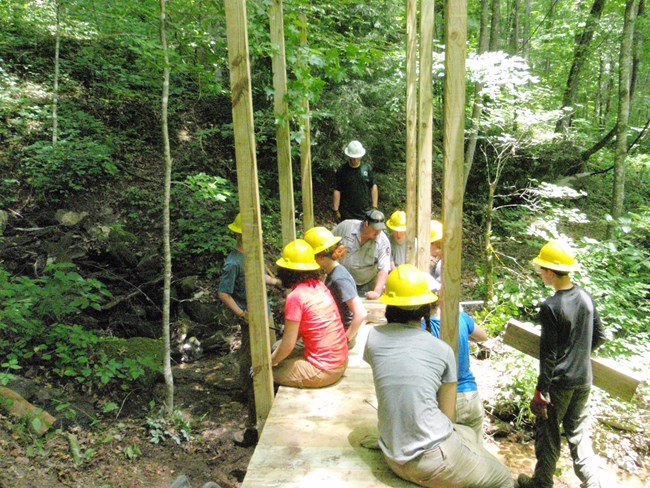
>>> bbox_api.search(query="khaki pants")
[456,390,485,443]
[272,344,347,388]
[385,424,513,488]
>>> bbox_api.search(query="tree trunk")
[555,0,607,134]
[489,0,501,51]
[522,0,531,58]
[608,0,637,238]
[159,0,174,413]
[463,0,491,193]
[52,0,61,145]
[484,182,495,302]
[509,0,520,53]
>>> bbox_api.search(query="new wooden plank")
[503,318,642,401]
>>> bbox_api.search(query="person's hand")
[530,389,551,419]
[365,290,380,300]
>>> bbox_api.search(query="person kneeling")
[272,239,348,388]
[363,264,514,488]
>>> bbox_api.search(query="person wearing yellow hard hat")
[271,239,348,388]
[363,265,514,488]
[218,212,281,447]
[429,219,444,290]
[386,210,407,270]
[304,226,368,347]
[518,241,607,488]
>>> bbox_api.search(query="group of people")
[218,139,606,487]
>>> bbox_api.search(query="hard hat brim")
[312,235,342,255]
[531,257,580,272]
[276,257,320,271]
[379,291,438,307]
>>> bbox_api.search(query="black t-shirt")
[335,162,375,221]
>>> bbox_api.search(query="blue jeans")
[533,386,600,488]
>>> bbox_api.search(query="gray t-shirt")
[332,220,391,286]
[389,234,406,268]
[325,264,358,328]
[364,323,457,463]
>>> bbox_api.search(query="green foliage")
[171,173,236,275]
[146,403,191,445]
[0,263,161,394]
[493,353,538,429]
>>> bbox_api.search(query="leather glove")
[530,389,552,419]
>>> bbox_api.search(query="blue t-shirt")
[422,311,477,393]
[218,249,247,310]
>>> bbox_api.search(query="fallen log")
[503,318,643,401]
[0,386,57,435]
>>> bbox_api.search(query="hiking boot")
[233,428,258,448]
[516,474,536,488]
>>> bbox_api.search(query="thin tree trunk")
[509,0,520,53]
[159,0,174,413]
[555,0,607,133]
[484,182,495,302]
[52,0,61,145]
[608,0,637,238]
[463,0,491,193]
[630,0,645,123]
[489,0,501,51]
[522,0,531,58]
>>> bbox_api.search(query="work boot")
[516,474,537,488]
[233,427,258,448]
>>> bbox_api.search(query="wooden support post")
[404,0,418,266]
[269,0,296,246]
[503,319,642,401]
[224,0,274,429]
[440,0,467,360]
[416,0,434,273]
[299,13,314,232]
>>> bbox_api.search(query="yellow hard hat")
[386,210,407,232]
[532,241,580,272]
[276,239,320,271]
[430,220,443,243]
[228,213,242,233]
[304,227,342,255]
[379,264,438,307]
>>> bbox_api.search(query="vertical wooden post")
[440,0,467,360]
[416,0,434,272]
[269,0,296,246]
[405,0,418,265]
[224,0,274,429]
[299,13,314,232]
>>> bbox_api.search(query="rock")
[178,275,200,297]
[55,210,88,226]
[5,376,39,401]
[95,337,164,384]
[182,300,222,326]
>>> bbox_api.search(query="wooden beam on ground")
[404,0,418,266]
[298,13,314,232]
[415,0,434,273]
[440,0,467,360]
[503,318,643,401]
[224,0,274,428]
[0,387,56,436]
[269,0,296,246]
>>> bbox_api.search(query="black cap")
[365,209,386,230]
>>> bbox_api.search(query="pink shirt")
[285,279,348,370]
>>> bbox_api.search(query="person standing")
[217,212,280,446]
[364,264,514,488]
[332,209,391,300]
[332,140,378,221]
[517,241,607,488]
[304,226,368,346]
[271,239,348,388]
[386,210,406,270]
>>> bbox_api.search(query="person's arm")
[366,268,388,300]
[218,291,247,322]
[469,324,488,342]
[591,302,607,351]
[437,382,457,423]
[344,296,367,342]
[370,184,378,209]
[271,320,300,366]
[265,274,280,287]
[333,190,341,219]
[536,304,557,394]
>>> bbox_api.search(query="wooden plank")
[224,0,274,427]
[503,318,642,401]
[269,0,296,246]
[404,0,417,266]
[441,0,467,360]
[242,323,420,487]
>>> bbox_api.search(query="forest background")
[0,0,648,486]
